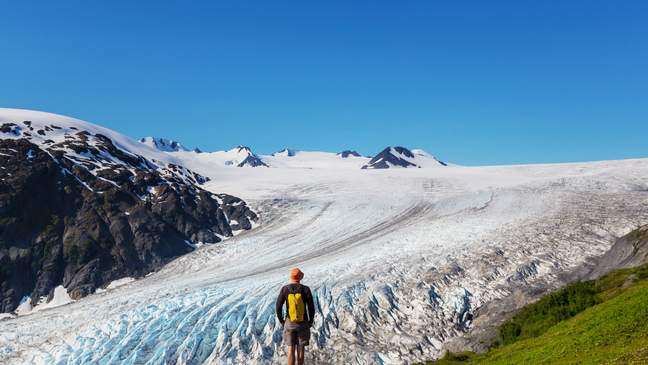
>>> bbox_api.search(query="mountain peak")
[139,137,199,153]
[225,146,268,167]
[336,150,361,158]
[361,146,447,169]
[273,148,297,157]
[234,145,251,151]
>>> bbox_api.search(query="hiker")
[276,268,316,365]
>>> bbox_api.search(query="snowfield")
[1,110,648,364]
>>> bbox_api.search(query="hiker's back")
[276,268,315,365]
[285,283,307,322]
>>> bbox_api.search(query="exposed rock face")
[336,150,361,158]
[587,225,648,279]
[0,122,257,313]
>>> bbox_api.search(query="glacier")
[1,111,648,364]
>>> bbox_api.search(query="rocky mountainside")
[0,109,257,313]
[361,146,447,169]
[586,224,648,279]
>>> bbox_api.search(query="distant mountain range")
[141,137,449,169]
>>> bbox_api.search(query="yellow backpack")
[287,286,305,322]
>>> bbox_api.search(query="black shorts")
[283,320,311,346]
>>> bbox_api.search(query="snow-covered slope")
[362,146,447,169]
[262,150,370,169]
[2,109,648,365]
[169,150,370,171]
[0,109,169,161]
[0,108,214,196]
[139,136,200,153]
[176,145,269,168]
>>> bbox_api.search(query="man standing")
[276,268,316,365]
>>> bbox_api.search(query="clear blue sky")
[1,1,646,165]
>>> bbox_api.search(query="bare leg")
[297,345,305,365]
[287,345,296,365]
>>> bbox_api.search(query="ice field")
[1,109,648,364]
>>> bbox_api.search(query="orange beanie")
[290,268,304,282]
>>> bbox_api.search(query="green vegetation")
[0,216,17,226]
[628,226,648,242]
[496,281,600,346]
[66,244,80,264]
[418,263,648,364]
[0,216,18,240]
[65,238,98,265]
[102,191,115,210]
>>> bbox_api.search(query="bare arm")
[306,288,316,325]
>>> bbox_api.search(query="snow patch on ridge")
[13,286,74,317]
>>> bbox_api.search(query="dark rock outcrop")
[336,150,361,158]
[0,129,257,313]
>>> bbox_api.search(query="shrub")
[496,281,600,346]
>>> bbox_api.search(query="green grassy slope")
[419,263,648,365]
